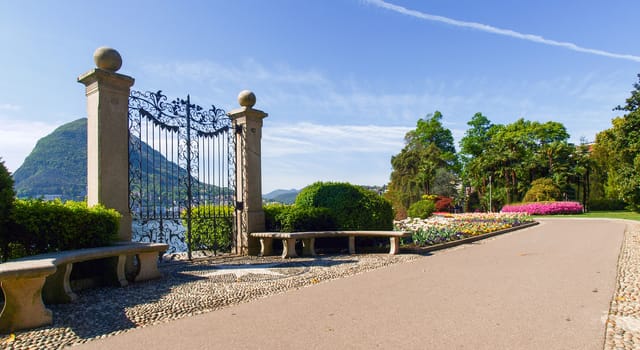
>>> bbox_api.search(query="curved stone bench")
[0,242,168,333]
[250,231,411,258]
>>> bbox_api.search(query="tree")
[404,111,459,172]
[459,115,574,208]
[523,178,561,202]
[460,112,492,159]
[387,111,459,216]
[592,74,640,211]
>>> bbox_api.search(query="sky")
[1,0,639,193]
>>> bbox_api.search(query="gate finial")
[93,46,122,72]
[238,90,256,108]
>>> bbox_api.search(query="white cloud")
[263,122,411,157]
[366,0,640,62]
[0,117,58,172]
[0,104,21,111]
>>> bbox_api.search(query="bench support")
[348,237,356,254]
[43,263,77,304]
[281,238,298,258]
[389,237,401,255]
[302,238,316,256]
[0,275,53,333]
[258,238,273,257]
[135,252,163,282]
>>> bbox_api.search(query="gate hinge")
[236,201,244,210]
[235,125,243,134]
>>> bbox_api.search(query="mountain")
[13,119,87,200]
[13,118,226,203]
[263,189,299,204]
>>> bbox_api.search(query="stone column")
[78,47,135,241]
[227,91,267,255]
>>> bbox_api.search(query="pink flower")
[500,201,583,215]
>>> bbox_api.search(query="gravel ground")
[604,221,640,350]
[1,252,419,349]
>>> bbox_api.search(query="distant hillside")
[263,189,299,204]
[14,118,226,202]
[13,119,87,200]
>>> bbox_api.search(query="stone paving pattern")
[604,221,640,350]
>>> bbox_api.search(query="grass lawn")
[539,211,640,221]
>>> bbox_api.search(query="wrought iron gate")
[128,90,236,259]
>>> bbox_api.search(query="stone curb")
[400,221,540,254]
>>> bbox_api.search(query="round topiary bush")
[407,199,436,219]
[523,178,561,202]
[295,182,393,230]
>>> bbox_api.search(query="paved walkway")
[79,219,627,350]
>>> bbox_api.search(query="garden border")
[400,221,539,254]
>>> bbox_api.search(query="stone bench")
[0,242,168,333]
[250,231,411,258]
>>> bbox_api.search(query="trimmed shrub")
[588,198,627,211]
[277,206,336,232]
[523,178,561,202]
[183,205,233,252]
[264,203,289,232]
[0,159,15,261]
[407,199,436,219]
[264,203,336,232]
[7,199,120,259]
[501,201,583,215]
[295,182,393,230]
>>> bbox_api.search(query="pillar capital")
[78,68,134,93]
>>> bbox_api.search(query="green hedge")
[295,182,393,230]
[264,203,288,232]
[408,199,436,219]
[588,198,628,211]
[264,204,336,232]
[182,205,233,252]
[3,199,120,260]
[0,159,15,260]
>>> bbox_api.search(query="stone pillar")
[227,91,267,255]
[78,47,135,241]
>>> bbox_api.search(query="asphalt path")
[81,219,625,349]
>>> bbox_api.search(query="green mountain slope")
[263,189,299,204]
[13,119,87,200]
[14,118,228,203]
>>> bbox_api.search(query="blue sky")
[1,0,639,193]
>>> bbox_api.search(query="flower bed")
[395,213,533,247]
[501,201,583,215]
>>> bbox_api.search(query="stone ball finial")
[93,47,122,72]
[238,90,256,108]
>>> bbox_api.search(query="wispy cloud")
[0,103,21,111]
[141,56,625,144]
[0,117,58,172]
[365,0,640,63]
[263,122,411,157]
